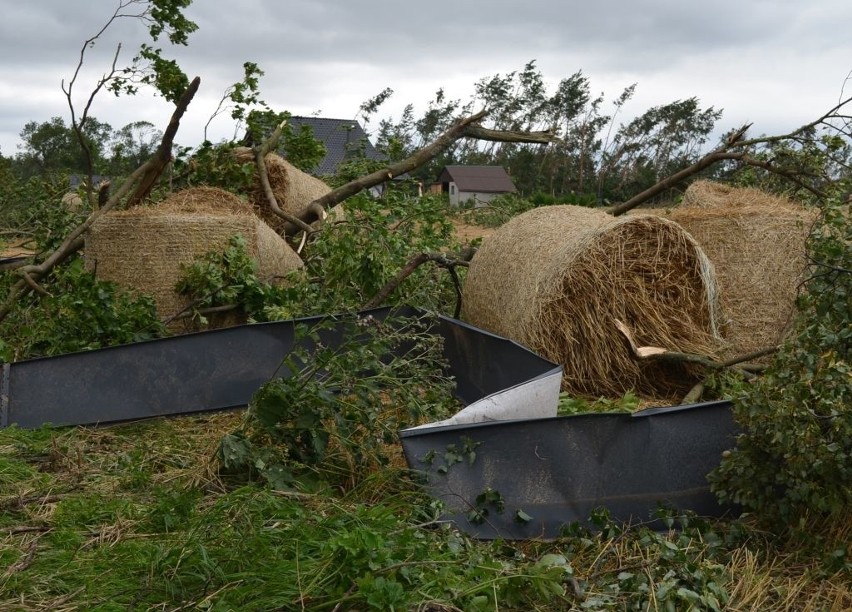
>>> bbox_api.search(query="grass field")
[1,410,849,611]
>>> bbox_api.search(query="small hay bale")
[233,147,332,232]
[667,181,817,356]
[84,207,304,327]
[462,205,721,398]
[61,191,84,212]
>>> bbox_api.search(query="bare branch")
[736,94,852,148]
[252,122,316,234]
[362,249,474,311]
[62,1,151,191]
[21,272,50,297]
[608,150,744,216]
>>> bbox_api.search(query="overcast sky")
[1,0,850,157]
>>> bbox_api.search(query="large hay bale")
[233,147,332,232]
[84,203,304,326]
[462,205,721,398]
[667,181,817,356]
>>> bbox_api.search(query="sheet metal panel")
[400,400,738,538]
[3,308,560,430]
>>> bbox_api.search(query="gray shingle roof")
[436,166,517,193]
[286,116,383,175]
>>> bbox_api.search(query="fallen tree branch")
[607,126,750,216]
[681,382,706,405]
[282,110,489,233]
[461,124,558,144]
[614,319,780,381]
[20,272,50,297]
[125,76,201,207]
[0,258,32,272]
[678,346,779,403]
[166,303,240,323]
[362,249,474,311]
[609,95,852,216]
[279,111,555,235]
[718,346,779,368]
[253,121,317,235]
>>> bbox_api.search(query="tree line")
[3,57,850,209]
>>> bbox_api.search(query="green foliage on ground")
[173,189,461,325]
[1,2,850,606]
[8,416,844,611]
[219,314,457,491]
[0,259,164,362]
[295,190,458,313]
[0,179,164,363]
[710,194,851,530]
[557,391,641,416]
[174,234,295,325]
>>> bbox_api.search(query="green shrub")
[709,195,851,529]
[0,172,84,250]
[464,193,537,227]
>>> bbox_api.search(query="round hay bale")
[462,205,722,398]
[667,182,817,356]
[155,186,251,215]
[61,191,84,212]
[233,147,332,232]
[85,210,304,330]
[681,179,789,210]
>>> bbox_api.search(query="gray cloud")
[1,0,850,156]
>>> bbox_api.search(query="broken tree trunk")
[125,76,201,208]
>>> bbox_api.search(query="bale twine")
[462,205,722,398]
[667,181,817,356]
[233,147,332,232]
[84,207,304,328]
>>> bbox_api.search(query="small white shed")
[434,165,517,207]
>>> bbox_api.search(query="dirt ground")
[452,219,496,243]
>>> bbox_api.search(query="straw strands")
[154,185,253,215]
[84,188,303,325]
[666,180,817,356]
[462,205,722,398]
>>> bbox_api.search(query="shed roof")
[437,165,517,193]
[286,116,383,175]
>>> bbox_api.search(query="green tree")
[14,116,112,179]
[106,120,163,177]
[599,98,722,201]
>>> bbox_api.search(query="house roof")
[437,165,517,193]
[286,116,383,175]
